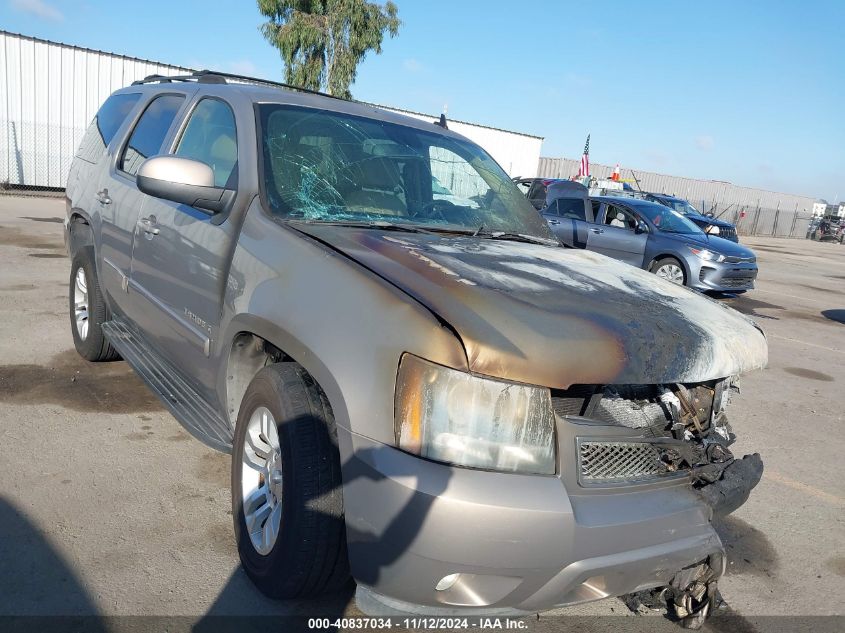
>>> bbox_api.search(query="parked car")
[541,190,758,292]
[645,193,739,242]
[808,216,844,243]
[65,71,767,625]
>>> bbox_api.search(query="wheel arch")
[649,253,690,280]
[218,314,350,433]
[67,209,95,258]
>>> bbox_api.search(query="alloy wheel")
[241,406,283,555]
[73,267,90,340]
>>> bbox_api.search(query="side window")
[544,199,559,215]
[75,93,141,163]
[604,204,638,230]
[174,99,238,188]
[557,198,587,221]
[119,95,185,177]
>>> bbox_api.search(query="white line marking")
[754,288,829,305]
[769,334,844,354]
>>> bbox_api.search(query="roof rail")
[130,69,349,102]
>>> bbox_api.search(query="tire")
[232,363,350,599]
[69,247,120,361]
[650,257,687,286]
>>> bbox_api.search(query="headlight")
[705,225,721,235]
[394,354,556,474]
[688,246,725,262]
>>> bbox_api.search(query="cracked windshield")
[259,104,553,239]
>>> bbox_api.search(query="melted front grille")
[578,439,684,485]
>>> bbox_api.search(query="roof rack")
[131,70,461,133]
[131,69,349,102]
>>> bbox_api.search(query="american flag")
[577,134,590,177]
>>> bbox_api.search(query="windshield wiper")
[289,219,557,244]
[473,229,559,246]
[290,219,480,236]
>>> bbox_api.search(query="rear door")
[126,96,242,398]
[587,202,647,266]
[543,198,590,248]
[98,93,188,316]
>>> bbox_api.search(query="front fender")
[216,199,468,448]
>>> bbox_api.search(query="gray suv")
[65,71,767,625]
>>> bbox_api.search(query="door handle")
[96,189,112,205]
[137,216,160,236]
[547,219,561,225]
[590,227,604,234]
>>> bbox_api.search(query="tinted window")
[258,104,552,238]
[174,99,238,188]
[120,95,185,176]
[75,93,141,162]
[556,198,587,221]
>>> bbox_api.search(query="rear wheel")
[650,257,687,286]
[231,363,350,599]
[69,247,120,361]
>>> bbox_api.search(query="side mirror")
[137,156,233,213]
[635,221,648,234]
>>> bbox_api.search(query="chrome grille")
[724,254,755,264]
[578,439,687,485]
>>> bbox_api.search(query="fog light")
[435,573,461,591]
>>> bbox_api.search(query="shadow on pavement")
[192,442,451,632]
[0,496,107,632]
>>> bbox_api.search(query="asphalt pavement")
[0,195,842,632]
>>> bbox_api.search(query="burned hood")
[299,226,768,388]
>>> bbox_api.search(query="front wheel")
[650,257,687,286]
[231,363,350,599]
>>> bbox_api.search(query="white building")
[0,30,543,189]
[812,200,829,217]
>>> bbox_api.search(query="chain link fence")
[1,120,84,197]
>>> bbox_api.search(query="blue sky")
[3,0,843,200]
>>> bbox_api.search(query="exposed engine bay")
[591,378,762,515]
[557,378,763,629]
[555,376,763,516]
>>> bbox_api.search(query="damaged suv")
[65,71,767,626]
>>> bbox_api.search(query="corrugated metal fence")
[1,30,543,195]
[538,156,817,238]
[1,30,192,191]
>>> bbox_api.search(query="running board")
[102,318,233,453]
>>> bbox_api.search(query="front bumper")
[339,426,725,616]
[689,259,757,292]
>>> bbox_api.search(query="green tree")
[258,0,400,99]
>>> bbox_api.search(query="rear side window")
[119,95,185,176]
[174,99,238,188]
[556,198,587,221]
[75,93,141,163]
